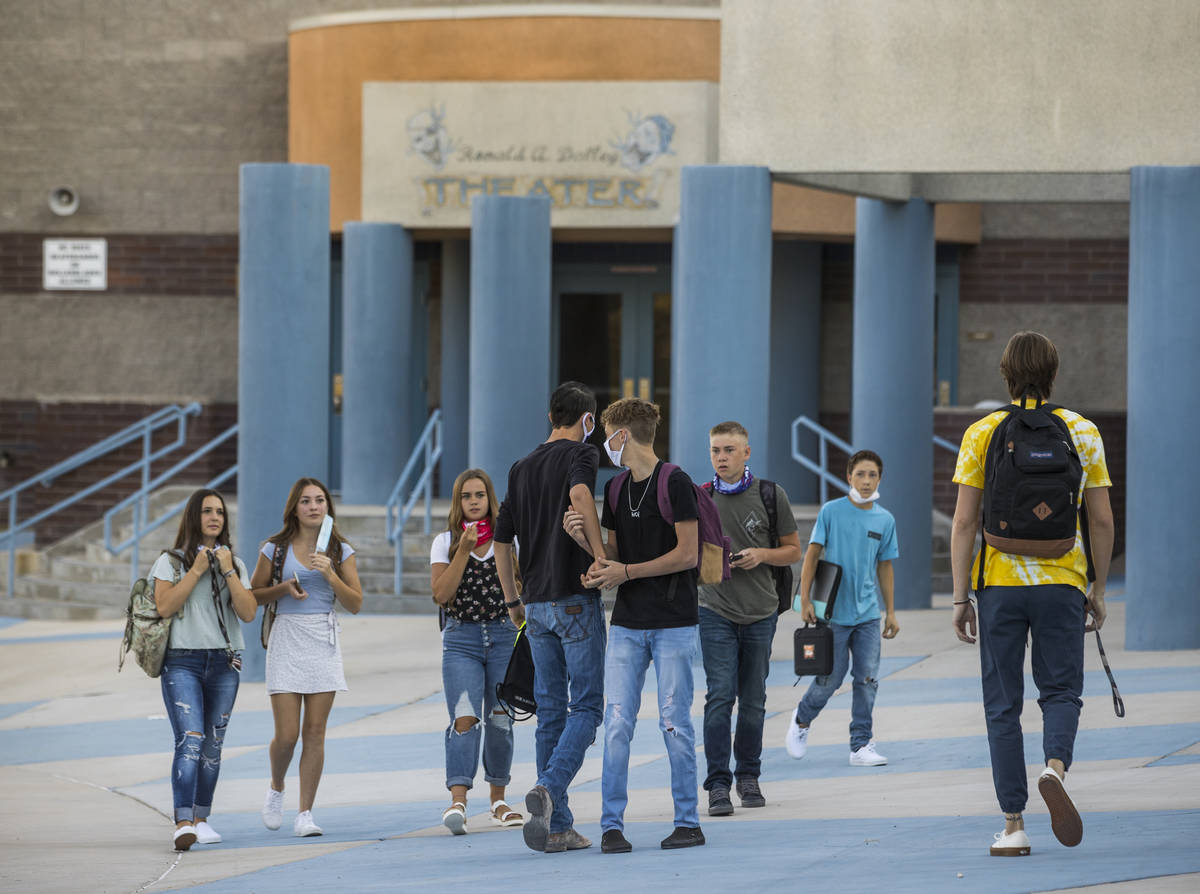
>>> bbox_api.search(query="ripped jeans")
[601,624,699,832]
[161,648,240,823]
[442,616,518,790]
[794,618,881,751]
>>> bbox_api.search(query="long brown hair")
[446,468,500,560]
[266,477,350,574]
[172,489,232,571]
[445,468,520,588]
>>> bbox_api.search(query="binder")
[792,558,842,622]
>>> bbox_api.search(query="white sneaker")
[262,787,284,830]
[849,742,888,766]
[172,824,196,851]
[194,820,222,844]
[990,828,1032,856]
[294,810,323,837]
[785,707,809,759]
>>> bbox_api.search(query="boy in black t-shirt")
[496,381,607,855]
[565,398,705,854]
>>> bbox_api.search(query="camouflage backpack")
[118,550,184,678]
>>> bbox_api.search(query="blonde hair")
[601,398,660,445]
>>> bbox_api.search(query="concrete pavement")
[2,583,1199,893]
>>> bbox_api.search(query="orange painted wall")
[289,16,721,231]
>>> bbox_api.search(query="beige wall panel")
[721,0,1200,175]
[290,16,721,230]
[773,183,980,242]
[957,304,1126,411]
[0,294,238,403]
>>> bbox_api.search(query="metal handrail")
[790,416,854,504]
[385,410,443,595]
[2,403,202,597]
[790,415,961,503]
[104,424,239,584]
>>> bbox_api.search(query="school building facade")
[2,2,1197,648]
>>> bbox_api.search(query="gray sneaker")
[736,778,766,808]
[522,785,553,852]
[545,828,592,853]
[708,785,734,817]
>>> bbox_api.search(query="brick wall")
[959,239,1129,304]
[0,401,236,546]
[817,408,1125,558]
[0,233,236,296]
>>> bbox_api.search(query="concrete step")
[0,596,124,621]
[10,575,128,609]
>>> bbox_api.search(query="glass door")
[553,266,672,486]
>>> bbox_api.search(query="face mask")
[848,487,880,505]
[464,517,493,546]
[582,413,595,443]
[604,430,627,467]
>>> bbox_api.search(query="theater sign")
[362,81,717,227]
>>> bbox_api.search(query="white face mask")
[582,413,595,443]
[604,430,627,467]
[848,487,880,505]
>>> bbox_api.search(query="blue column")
[238,163,330,680]
[341,222,414,504]
[468,197,551,480]
[768,241,822,503]
[439,240,469,494]
[1127,166,1200,650]
[670,166,773,481]
[852,198,934,610]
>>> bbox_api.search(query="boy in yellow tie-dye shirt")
[949,332,1114,859]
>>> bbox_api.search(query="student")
[250,478,363,838]
[786,450,900,766]
[153,489,257,851]
[430,468,524,835]
[950,331,1113,857]
[494,381,606,855]
[566,398,704,853]
[699,421,803,816]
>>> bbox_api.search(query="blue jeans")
[601,624,700,831]
[977,584,1085,813]
[160,648,240,823]
[524,594,606,833]
[795,619,881,750]
[442,616,519,790]
[698,607,777,789]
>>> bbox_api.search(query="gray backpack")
[118,550,183,677]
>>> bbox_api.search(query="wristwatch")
[504,599,522,608]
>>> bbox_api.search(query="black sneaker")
[660,826,706,850]
[601,829,633,853]
[708,785,734,817]
[736,778,766,808]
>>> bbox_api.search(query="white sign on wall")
[363,81,718,227]
[43,239,107,290]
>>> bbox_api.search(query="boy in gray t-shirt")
[697,421,803,817]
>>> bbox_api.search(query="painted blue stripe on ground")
[1146,751,1200,768]
[158,810,1200,894]
[0,700,45,722]
[0,617,26,630]
[0,631,120,645]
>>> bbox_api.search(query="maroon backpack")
[605,462,732,586]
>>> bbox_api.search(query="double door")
[553,266,673,472]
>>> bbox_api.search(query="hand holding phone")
[290,570,308,600]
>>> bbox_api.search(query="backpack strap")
[269,540,287,585]
[657,461,677,525]
[759,478,780,548]
[606,470,631,518]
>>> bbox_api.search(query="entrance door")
[553,267,672,484]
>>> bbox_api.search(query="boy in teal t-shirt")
[786,450,900,766]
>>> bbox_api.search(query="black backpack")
[977,398,1093,590]
[496,623,537,722]
[702,478,795,615]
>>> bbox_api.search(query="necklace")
[627,462,658,515]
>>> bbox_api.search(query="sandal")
[490,799,524,828]
[442,802,467,835]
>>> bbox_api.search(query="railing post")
[130,501,142,586]
[819,438,828,504]
[394,531,404,596]
[6,496,16,598]
[423,437,433,534]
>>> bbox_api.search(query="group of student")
[152,330,1112,861]
[151,478,362,851]
[438,382,904,854]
